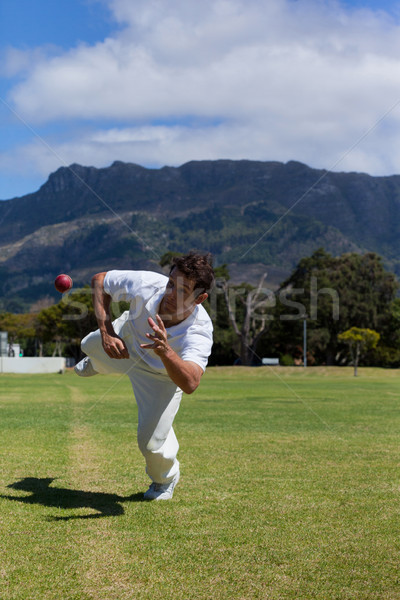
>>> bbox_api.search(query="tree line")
[1,249,399,369]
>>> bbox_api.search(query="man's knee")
[81,330,100,355]
[137,431,177,455]
[137,432,162,455]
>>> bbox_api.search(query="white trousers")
[80,314,182,484]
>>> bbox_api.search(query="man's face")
[160,268,203,320]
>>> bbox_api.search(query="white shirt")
[104,270,213,372]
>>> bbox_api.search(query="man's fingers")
[145,332,158,341]
[156,314,167,333]
[106,348,128,359]
[117,342,130,358]
[103,340,129,359]
[142,317,168,355]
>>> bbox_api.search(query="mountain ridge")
[0,159,399,311]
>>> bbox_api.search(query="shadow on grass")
[0,477,145,521]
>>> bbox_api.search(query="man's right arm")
[91,272,130,359]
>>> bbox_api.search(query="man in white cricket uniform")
[75,253,214,500]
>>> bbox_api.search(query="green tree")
[277,249,398,365]
[338,327,380,376]
[35,287,98,359]
[205,264,237,365]
[0,312,36,353]
[35,303,69,357]
[219,274,276,365]
[158,251,183,268]
[366,298,400,368]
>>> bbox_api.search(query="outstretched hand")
[140,315,171,357]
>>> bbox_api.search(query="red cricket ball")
[54,273,73,293]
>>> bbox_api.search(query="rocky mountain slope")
[0,159,399,311]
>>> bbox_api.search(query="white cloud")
[4,0,400,178]
[0,46,62,77]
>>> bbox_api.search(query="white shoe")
[143,472,180,501]
[74,356,98,377]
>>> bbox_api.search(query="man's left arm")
[140,315,203,394]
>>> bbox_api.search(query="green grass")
[0,366,399,599]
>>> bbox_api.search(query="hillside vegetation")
[0,159,399,311]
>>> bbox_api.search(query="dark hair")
[170,252,215,294]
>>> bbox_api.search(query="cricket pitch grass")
[0,366,399,599]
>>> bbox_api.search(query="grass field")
[0,366,399,600]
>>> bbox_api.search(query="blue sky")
[0,1,113,49]
[1,0,400,199]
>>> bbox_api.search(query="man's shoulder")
[104,269,168,300]
[191,304,213,332]
[106,269,167,286]
[132,270,168,286]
